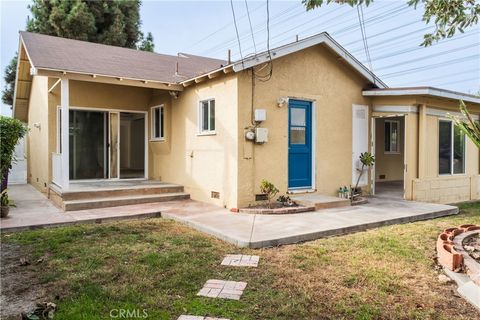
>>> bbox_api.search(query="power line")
[265,2,406,54]
[395,68,480,86]
[425,77,480,88]
[244,0,257,54]
[202,2,302,56]
[230,0,244,65]
[357,4,373,73]
[184,1,266,52]
[380,54,480,78]
[236,1,400,59]
[374,43,480,72]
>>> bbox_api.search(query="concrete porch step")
[63,192,190,211]
[53,184,185,201]
[290,194,350,210]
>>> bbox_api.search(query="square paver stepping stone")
[221,254,259,267]
[177,316,229,320]
[197,279,247,300]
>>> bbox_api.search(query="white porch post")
[61,78,69,190]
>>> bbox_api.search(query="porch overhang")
[363,87,480,105]
[34,68,184,92]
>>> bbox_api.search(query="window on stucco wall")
[384,120,400,153]
[198,99,215,133]
[439,120,465,175]
[151,105,164,140]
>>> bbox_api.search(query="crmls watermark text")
[110,309,148,318]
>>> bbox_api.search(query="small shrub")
[260,179,279,209]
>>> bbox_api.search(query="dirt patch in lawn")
[0,242,52,319]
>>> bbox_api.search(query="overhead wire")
[374,42,480,72]
[245,0,257,54]
[184,1,266,52]
[357,3,374,83]
[380,54,480,78]
[230,0,245,68]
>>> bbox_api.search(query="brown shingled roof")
[20,31,227,84]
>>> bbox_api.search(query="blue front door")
[288,99,312,189]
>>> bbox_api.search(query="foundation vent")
[379,174,386,180]
[211,191,220,199]
[255,194,268,201]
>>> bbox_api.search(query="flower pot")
[0,205,9,218]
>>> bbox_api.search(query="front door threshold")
[287,188,316,194]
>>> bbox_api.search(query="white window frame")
[197,98,216,135]
[438,119,466,176]
[384,120,400,154]
[150,105,165,141]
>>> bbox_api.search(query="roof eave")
[363,88,480,105]
[231,32,387,89]
[34,67,184,91]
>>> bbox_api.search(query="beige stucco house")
[13,31,480,211]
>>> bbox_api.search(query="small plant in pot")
[0,189,13,218]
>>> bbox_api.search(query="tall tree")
[2,0,154,106]
[302,0,480,46]
[138,32,155,52]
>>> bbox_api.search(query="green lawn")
[2,203,480,319]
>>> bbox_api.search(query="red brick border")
[437,225,480,273]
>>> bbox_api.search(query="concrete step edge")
[64,192,190,205]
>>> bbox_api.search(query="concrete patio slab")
[1,185,458,250]
[0,185,161,232]
[161,196,458,248]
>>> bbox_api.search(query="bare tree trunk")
[351,163,365,203]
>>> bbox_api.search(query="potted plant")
[1,189,12,218]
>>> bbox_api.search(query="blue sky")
[1,0,479,116]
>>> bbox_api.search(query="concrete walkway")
[1,185,458,248]
[0,184,162,232]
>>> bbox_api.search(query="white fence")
[52,153,62,186]
[8,138,27,184]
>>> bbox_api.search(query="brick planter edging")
[437,224,480,272]
[239,206,316,214]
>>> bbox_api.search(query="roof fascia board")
[180,65,234,86]
[373,105,418,113]
[231,33,387,88]
[36,68,183,91]
[427,106,479,120]
[363,89,480,104]
[13,35,31,120]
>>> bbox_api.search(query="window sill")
[197,131,216,136]
[150,138,165,142]
[384,151,401,155]
[437,173,467,177]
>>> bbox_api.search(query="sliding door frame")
[56,106,149,181]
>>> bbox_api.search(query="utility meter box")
[254,109,267,122]
[255,127,268,143]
